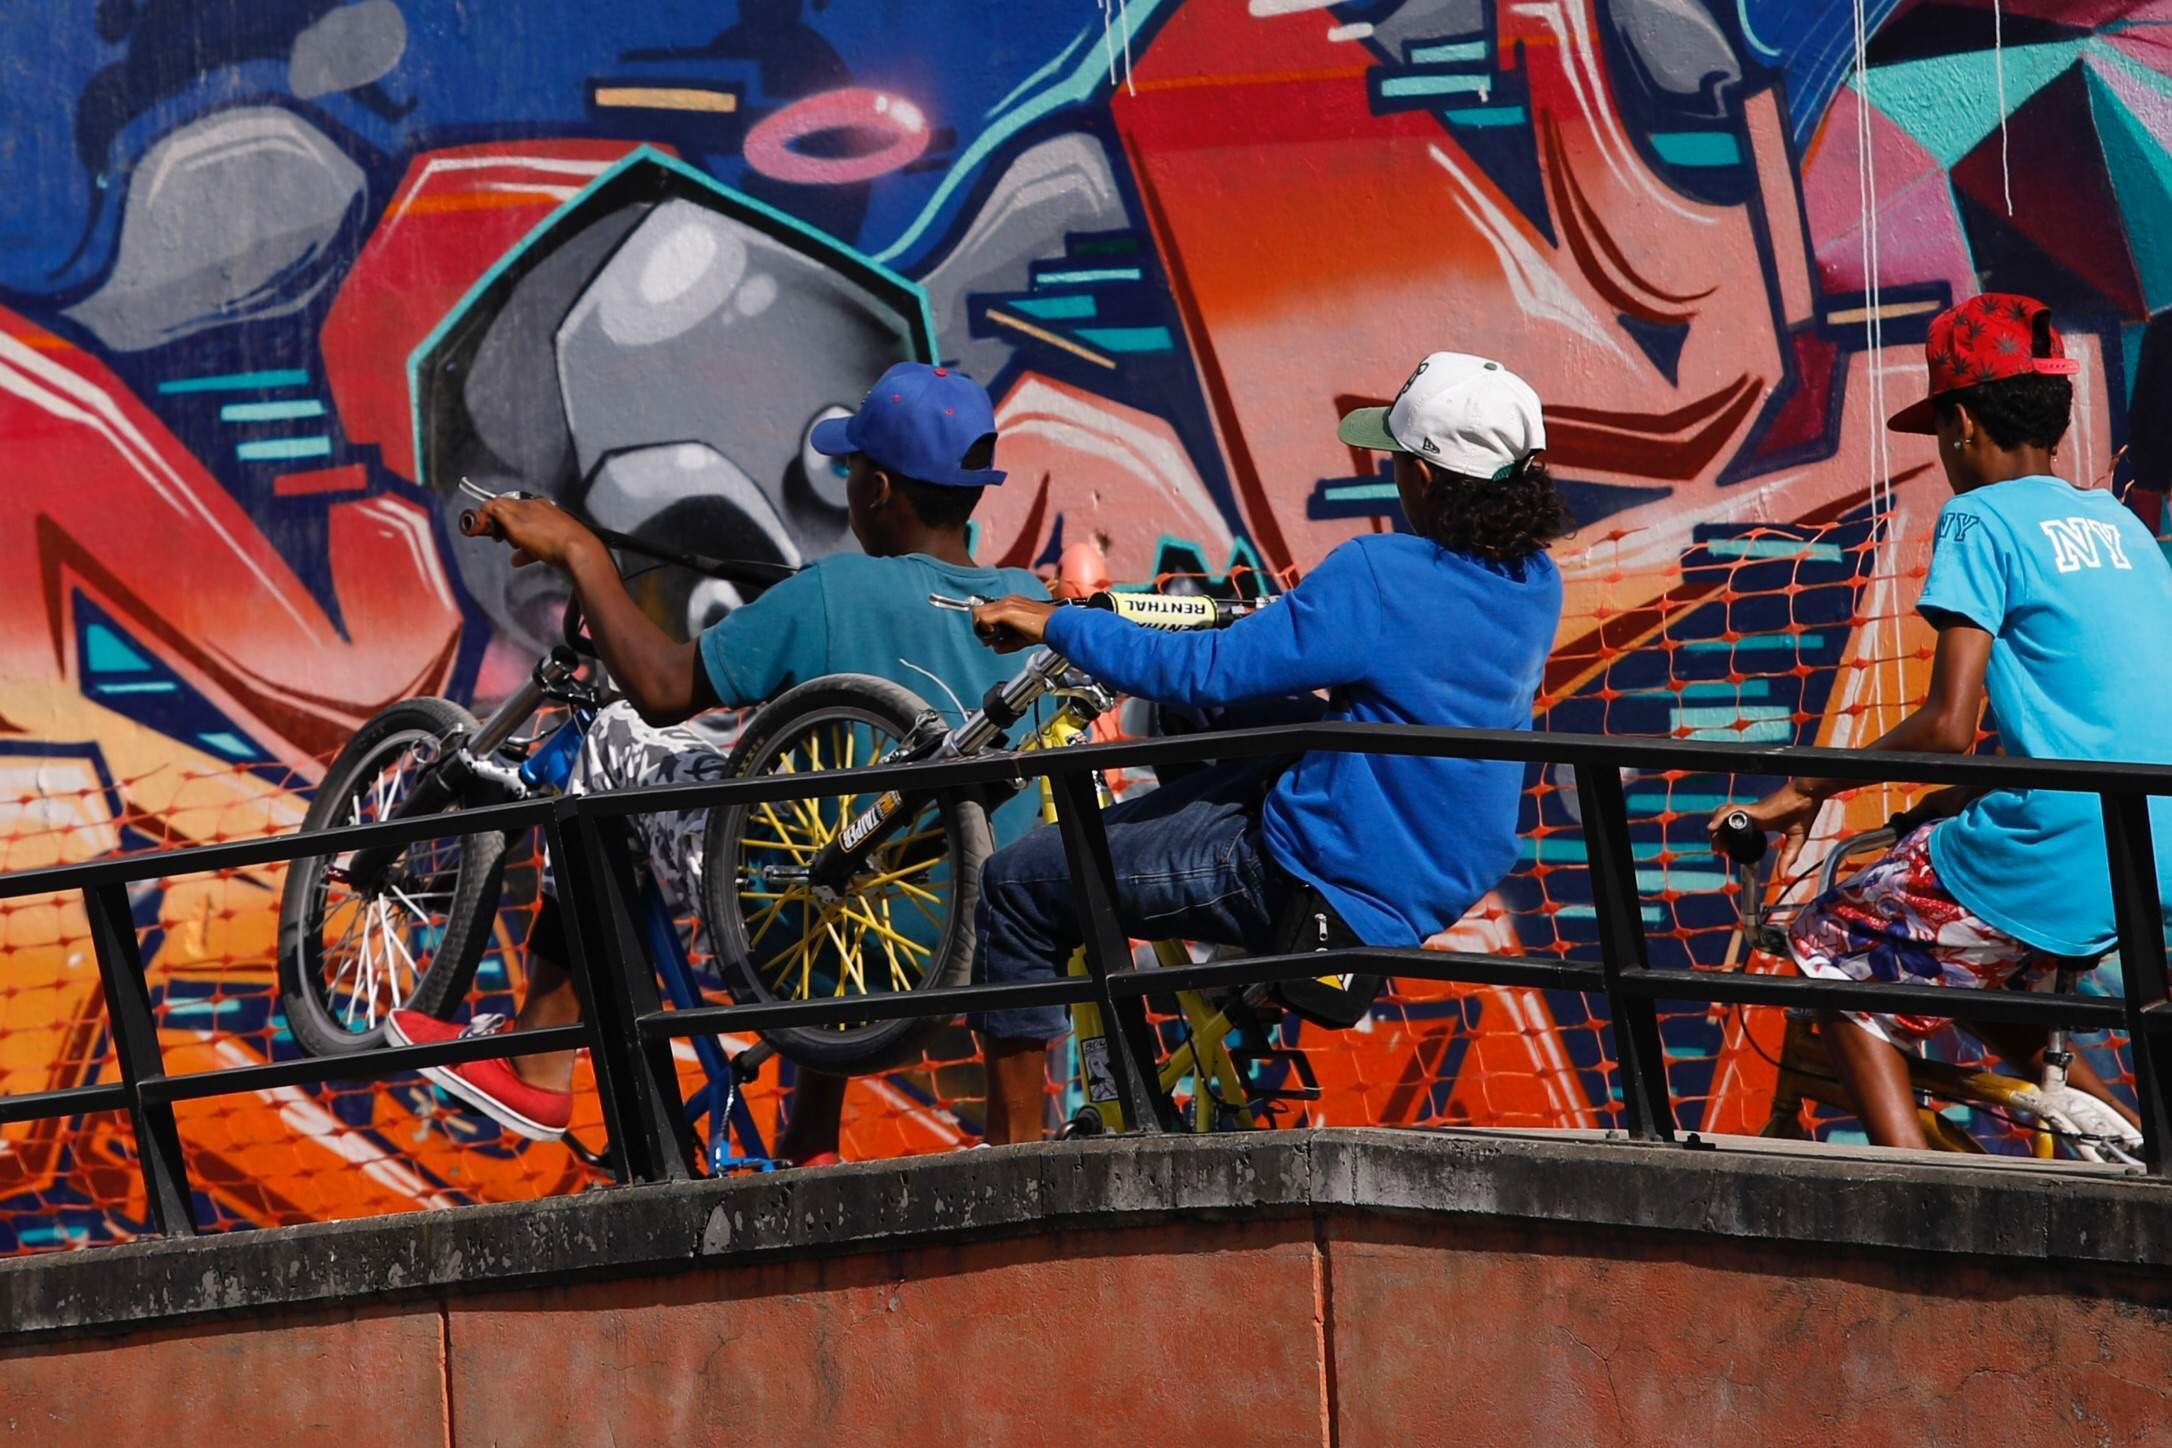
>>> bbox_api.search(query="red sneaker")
[385,1009,573,1142]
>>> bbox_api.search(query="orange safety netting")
[0,497,2150,1253]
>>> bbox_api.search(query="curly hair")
[1933,373,2072,451]
[1416,458,1574,563]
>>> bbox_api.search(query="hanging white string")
[1854,0,1903,807]
[1995,0,2013,214]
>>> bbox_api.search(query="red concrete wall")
[0,1305,446,1447]
[9,1216,2170,1446]
[1325,1217,2172,1446]
[448,1220,1331,1446]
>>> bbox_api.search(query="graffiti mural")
[2,0,2168,1248]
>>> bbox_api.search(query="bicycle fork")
[2033,962,2085,1160]
[342,653,577,891]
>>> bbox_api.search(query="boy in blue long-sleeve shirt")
[967,353,1569,1142]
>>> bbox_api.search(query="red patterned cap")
[1889,292,2080,434]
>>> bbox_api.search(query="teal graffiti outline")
[406,146,940,492]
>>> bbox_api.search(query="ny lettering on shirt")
[2038,517,2133,573]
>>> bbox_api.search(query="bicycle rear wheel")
[700,674,990,1073]
[277,698,508,1056]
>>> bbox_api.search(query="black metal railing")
[2,721,2168,1238]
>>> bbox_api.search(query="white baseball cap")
[1337,352,1545,481]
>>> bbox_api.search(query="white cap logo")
[1385,352,1545,480]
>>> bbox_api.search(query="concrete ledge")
[3,1127,2167,1342]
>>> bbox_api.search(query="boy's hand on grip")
[970,596,1057,654]
[461,494,602,571]
[1708,781,1819,879]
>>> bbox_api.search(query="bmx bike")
[695,586,1373,1137]
[274,533,796,1171]
[1712,812,2142,1164]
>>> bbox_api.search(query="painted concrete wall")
[4,1,2172,1247]
[6,1214,2170,1444]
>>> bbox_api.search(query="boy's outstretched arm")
[1709,623,1993,877]
[971,546,1380,706]
[466,495,706,725]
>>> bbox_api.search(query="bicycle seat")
[1266,883,1384,1030]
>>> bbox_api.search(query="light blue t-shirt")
[1917,476,2172,956]
[697,552,1049,847]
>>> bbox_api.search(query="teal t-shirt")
[697,552,1049,847]
[1917,476,2172,955]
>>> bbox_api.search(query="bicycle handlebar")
[1712,809,1768,867]
[456,486,800,589]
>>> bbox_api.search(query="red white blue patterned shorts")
[1787,823,2057,1045]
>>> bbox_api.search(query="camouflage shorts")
[550,700,738,917]
[1788,822,2057,1045]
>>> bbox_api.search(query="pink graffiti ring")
[742,87,931,186]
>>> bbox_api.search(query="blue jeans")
[970,757,1289,1042]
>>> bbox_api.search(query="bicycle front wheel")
[701,674,990,1073]
[277,698,508,1056]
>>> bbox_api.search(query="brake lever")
[456,476,540,540]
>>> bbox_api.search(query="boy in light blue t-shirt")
[1718,294,2158,1151]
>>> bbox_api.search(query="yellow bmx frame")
[1025,706,1257,1135]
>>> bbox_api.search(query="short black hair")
[877,431,995,531]
[893,476,984,530]
[1932,373,2073,451]
[1416,457,1573,563]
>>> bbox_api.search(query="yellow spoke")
[822,913,861,996]
[773,752,830,840]
[842,901,933,959]
[884,883,951,934]
[739,834,817,860]
[852,861,945,894]
[785,778,830,841]
[744,894,796,953]
[750,804,818,855]
[847,908,886,994]
[850,899,912,991]
[762,903,835,994]
[878,826,946,853]
[882,875,945,906]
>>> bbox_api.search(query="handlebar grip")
[1713,809,1768,866]
[458,508,502,540]
[1086,591,1252,631]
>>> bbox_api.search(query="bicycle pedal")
[1247,1046,1322,1095]
[558,1129,615,1173]
[1246,1084,1323,1103]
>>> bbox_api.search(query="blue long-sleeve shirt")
[1043,533,1561,944]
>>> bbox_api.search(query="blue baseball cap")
[810,362,1007,488]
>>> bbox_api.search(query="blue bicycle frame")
[521,711,777,1174]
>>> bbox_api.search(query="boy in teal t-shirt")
[1717,294,2157,1151]
[390,363,1042,1162]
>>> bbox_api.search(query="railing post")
[550,806,692,1183]
[2101,791,2172,1174]
[1575,762,1676,1141]
[1048,769,1179,1133]
[83,883,196,1234]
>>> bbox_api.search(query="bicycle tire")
[277,698,509,1056]
[700,674,991,1073]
